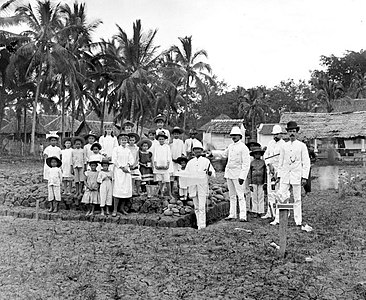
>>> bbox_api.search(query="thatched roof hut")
[0,116,46,135]
[44,115,81,134]
[280,111,366,139]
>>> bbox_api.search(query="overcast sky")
[22,0,366,88]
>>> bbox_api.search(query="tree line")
[0,0,365,154]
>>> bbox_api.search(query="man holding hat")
[272,121,310,226]
[211,126,251,222]
[262,124,286,220]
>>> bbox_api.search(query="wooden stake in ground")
[276,203,294,258]
[36,199,39,221]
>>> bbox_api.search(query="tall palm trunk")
[23,106,27,143]
[100,83,108,135]
[71,84,75,137]
[60,75,65,138]
[129,94,135,121]
[30,65,43,154]
[183,76,190,132]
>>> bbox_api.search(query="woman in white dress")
[112,132,134,216]
[99,123,118,161]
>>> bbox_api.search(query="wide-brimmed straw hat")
[176,156,188,164]
[128,132,140,143]
[156,131,168,140]
[138,139,152,149]
[46,156,62,168]
[189,128,198,135]
[62,137,72,145]
[122,120,134,128]
[250,146,265,157]
[100,158,112,165]
[46,131,59,141]
[84,131,98,140]
[285,121,300,132]
[192,140,204,150]
[117,131,129,140]
[171,126,183,134]
[246,140,261,149]
[153,114,167,123]
[88,160,100,165]
[271,124,282,135]
[72,136,85,145]
[229,126,242,136]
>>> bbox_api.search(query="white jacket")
[264,139,286,171]
[212,141,250,180]
[278,139,310,185]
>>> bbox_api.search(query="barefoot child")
[248,146,267,217]
[112,132,134,216]
[170,126,186,192]
[61,137,73,195]
[138,139,154,192]
[82,161,100,216]
[154,114,170,144]
[152,131,174,199]
[46,156,62,213]
[185,141,216,230]
[97,158,113,216]
[43,131,62,181]
[176,156,189,201]
[127,133,142,196]
[71,137,85,198]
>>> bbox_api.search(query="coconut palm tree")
[350,71,366,98]
[237,86,268,139]
[168,36,214,131]
[311,72,344,112]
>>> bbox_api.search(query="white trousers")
[264,177,280,218]
[275,183,302,225]
[48,185,61,201]
[251,184,264,213]
[227,178,246,220]
[189,183,207,230]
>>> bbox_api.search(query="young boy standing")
[170,126,186,191]
[152,131,174,199]
[83,131,98,170]
[154,114,170,144]
[43,131,62,181]
[127,132,142,196]
[71,137,85,198]
[176,156,189,201]
[248,146,267,217]
[185,141,215,230]
[46,156,63,213]
[98,158,113,216]
[184,128,199,159]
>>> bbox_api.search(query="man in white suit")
[272,121,310,226]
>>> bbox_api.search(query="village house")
[199,114,246,150]
[279,111,366,157]
[256,123,277,148]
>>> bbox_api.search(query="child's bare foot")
[105,210,110,216]
[121,208,128,215]
[48,206,53,213]
[112,211,117,217]
[85,211,91,216]
[101,210,105,216]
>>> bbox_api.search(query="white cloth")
[212,141,250,180]
[185,156,215,230]
[152,143,173,174]
[170,139,186,176]
[83,143,94,165]
[227,178,247,219]
[61,148,73,178]
[155,128,170,144]
[48,167,62,186]
[99,135,118,159]
[48,186,61,201]
[88,153,103,171]
[278,140,311,184]
[184,138,199,154]
[43,145,62,180]
[112,146,134,198]
[97,170,113,207]
[251,184,264,213]
[274,183,302,225]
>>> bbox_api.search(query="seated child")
[138,139,154,193]
[97,158,113,216]
[81,160,100,216]
[46,156,62,213]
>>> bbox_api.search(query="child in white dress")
[46,156,62,213]
[99,124,118,161]
[82,161,100,216]
[88,142,103,171]
[170,127,186,191]
[97,158,113,216]
[43,132,62,181]
[112,132,134,216]
[61,137,73,195]
[127,133,142,196]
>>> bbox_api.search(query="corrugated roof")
[280,111,366,139]
[44,115,81,133]
[207,119,245,134]
[1,116,47,134]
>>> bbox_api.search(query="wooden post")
[276,203,294,258]
[36,199,39,221]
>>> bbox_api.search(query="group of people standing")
[42,113,310,229]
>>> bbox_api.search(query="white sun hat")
[192,140,204,150]
[46,131,59,140]
[229,126,242,136]
[271,124,282,135]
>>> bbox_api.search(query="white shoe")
[270,220,279,226]
[261,214,271,219]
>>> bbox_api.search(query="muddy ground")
[0,159,366,299]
